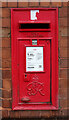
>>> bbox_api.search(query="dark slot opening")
[19,23,50,29]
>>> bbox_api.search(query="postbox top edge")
[11,8,58,11]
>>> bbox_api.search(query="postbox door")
[18,38,51,104]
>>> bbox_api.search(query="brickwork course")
[0,0,69,120]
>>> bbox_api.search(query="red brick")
[2,79,11,89]
[18,2,28,7]
[2,8,10,18]
[59,36,67,48]
[0,111,2,120]
[68,36,69,47]
[2,2,7,7]
[0,28,2,38]
[59,88,67,99]
[20,111,37,118]
[2,59,11,68]
[8,2,17,7]
[2,89,11,98]
[2,99,11,108]
[0,89,2,98]
[52,110,68,118]
[2,48,11,59]
[2,38,11,48]
[59,78,67,88]
[0,18,2,28]
[2,110,8,118]
[59,48,68,58]
[59,27,67,37]
[68,1,69,6]
[61,109,68,117]
[38,111,52,118]
[0,80,2,89]
[18,0,28,7]
[0,41,2,48]
[20,111,52,118]
[2,18,10,28]
[2,28,10,37]
[59,69,69,79]
[0,48,2,58]
[0,39,2,48]
[67,80,69,90]
[59,18,67,27]
[0,58,2,68]
[60,59,69,68]
[63,2,68,7]
[0,70,2,78]
[63,0,68,7]
[59,7,67,18]
[0,8,2,18]
[51,1,62,7]
[40,0,50,7]
[2,70,11,79]
[14,111,21,118]
[9,111,15,118]
[0,1,1,7]
[29,1,39,7]
[60,99,67,108]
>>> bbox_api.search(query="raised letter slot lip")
[19,21,51,32]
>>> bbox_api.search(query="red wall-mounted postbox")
[11,8,58,110]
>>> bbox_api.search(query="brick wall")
[0,0,69,119]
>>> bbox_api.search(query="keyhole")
[25,74,27,78]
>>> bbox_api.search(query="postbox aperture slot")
[19,23,51,31]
